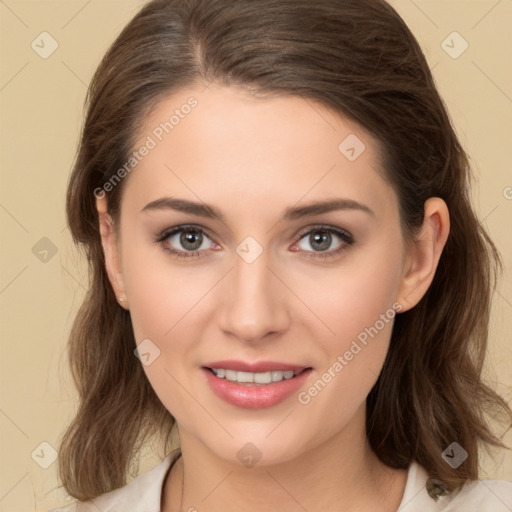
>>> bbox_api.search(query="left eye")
[294,227,352,254]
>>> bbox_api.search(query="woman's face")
[103,83,413,466]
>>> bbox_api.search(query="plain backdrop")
[0,0,511,510]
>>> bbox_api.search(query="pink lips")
[202,360,312,409]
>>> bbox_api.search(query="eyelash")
[154,224,355,261]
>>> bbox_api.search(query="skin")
[96,83,450,512]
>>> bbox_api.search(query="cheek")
[293,233,403,348]
[293,294,398,441]
[121,250,206,421]
[120,240,220,413]
[292,236,403,406]
[126,267,200,342]
[121,233,212,343]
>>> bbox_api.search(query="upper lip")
[202,360,311,373]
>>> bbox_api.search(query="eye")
[292,226,354,261]
[155,224,354,261]
[155,225,218,259]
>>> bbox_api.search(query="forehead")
[122,83,397,220]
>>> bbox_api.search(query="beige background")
[0,0,511,510]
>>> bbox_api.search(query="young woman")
[52,0,512,511]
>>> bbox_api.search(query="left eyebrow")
[282,198,375,221]
[140,197,375,221]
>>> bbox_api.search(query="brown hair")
[60,0,511,500]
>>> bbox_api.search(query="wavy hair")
[60,0,511,500]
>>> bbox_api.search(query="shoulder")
[442,478,512,511]
[48,449,182,512]
[398,461,512,512]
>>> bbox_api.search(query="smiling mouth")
[204,367,311,385]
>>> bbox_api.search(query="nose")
[218,248,290,343]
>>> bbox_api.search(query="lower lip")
[202,367,312,409]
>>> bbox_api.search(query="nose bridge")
[233,247,271,299]
[219,244,289,341]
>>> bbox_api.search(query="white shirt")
[50,449,512,511]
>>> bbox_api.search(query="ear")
[396,197,450,312]
[96,196,128,309]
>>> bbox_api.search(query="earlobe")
[96,197,128,308]
[396,198,450,312]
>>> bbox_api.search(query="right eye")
[155,225,220,259]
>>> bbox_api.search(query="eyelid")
[294,224,354,243]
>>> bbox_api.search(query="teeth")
[211,368,302,384]
[225,369,238,381]
[255,372,273,384]
[237,371,254,383]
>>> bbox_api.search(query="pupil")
[311,231,331,251]
[181,230,202,250]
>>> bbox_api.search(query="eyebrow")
[140,197,375,222]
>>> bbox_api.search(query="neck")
[162,404,407,512]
